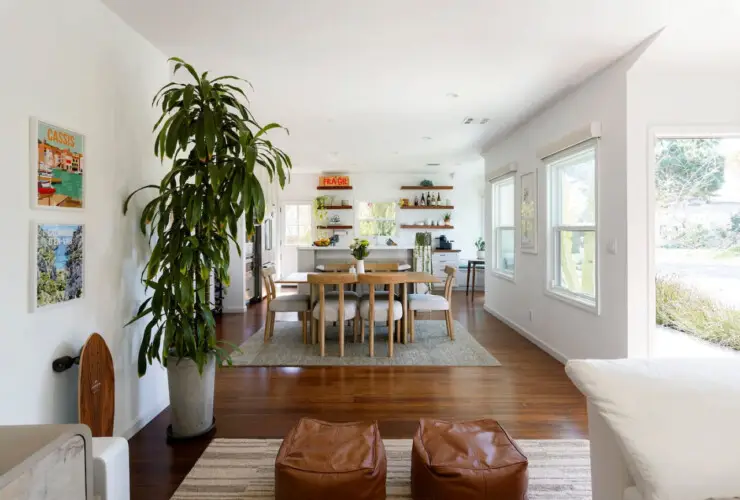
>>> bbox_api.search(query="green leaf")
[182,85,194,110]
[169,57,201,84]
[204,106,215,158]
[123,185,158,215]
[138,321,153,376]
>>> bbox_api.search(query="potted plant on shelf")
[314,195,330,223]
[475,237,486,259]
[443,212,452,226]
[350,238,370,273]
[123,58,292,439]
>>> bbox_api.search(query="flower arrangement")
[349,238,370,261]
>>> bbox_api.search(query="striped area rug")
[171,438,592,499]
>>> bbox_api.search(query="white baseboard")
[222,306,247,314]
[119,398,168,440]
[483,304,568,364]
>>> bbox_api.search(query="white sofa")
[566,358,740,500]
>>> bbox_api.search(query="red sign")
[319,175,351,187]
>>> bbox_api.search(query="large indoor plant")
[123,58,291,438]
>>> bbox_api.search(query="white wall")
[0,0,170,437]
[626,23,740,357]
[278,162,484,259]
[481,39,656,361]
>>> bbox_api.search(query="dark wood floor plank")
[128,291,586,499]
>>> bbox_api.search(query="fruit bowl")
[313,238,331,247]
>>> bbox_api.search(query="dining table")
[274,271,440,345]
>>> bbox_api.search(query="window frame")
[283,202,313,247]
[357,201,397,237]
[490,174,516,281]
[545,139,600,313]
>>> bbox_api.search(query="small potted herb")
[349,238,370,273]
[443,212,452,225]
[475,237,485,259]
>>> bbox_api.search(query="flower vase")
[356,259,365,274]
[477,250,485,260]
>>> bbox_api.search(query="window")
[284,203,312,245]
[546,141,598,309]
[358,202,396,236]
[491,175,516,277]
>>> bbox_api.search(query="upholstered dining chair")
[357,273,407,358]
[261,266,310,343]
[307,273,359,357]
[408,265,456,342]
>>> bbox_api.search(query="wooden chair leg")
[354,312,360,343]
[466,261,472,296]
[388,308,394,358]
[445,310,455,340]
[361,317,365,343]
[369,319,374,357]
[409,309,415,343]
[270,312,277,339]
[395,319,401,343]
[264,311,273,342]
[301,312,307,344]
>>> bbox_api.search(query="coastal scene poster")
[35,223,84,309]
[34,119,84,209]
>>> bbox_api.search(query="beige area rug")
[171,438,592,499]
[229,320,501,367]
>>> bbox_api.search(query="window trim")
[490,174,516,281]
[545,139,600,314]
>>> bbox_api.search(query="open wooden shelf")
[400,225,454,230]
[317,225,353,230]
[401,186,453,190]
[400,205,454,210]
[317,186,353,190]
[324,205,353,210]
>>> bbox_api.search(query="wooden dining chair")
[261,266,310,343]
[365,262,400,272]
[307,273,359,357]
[357,273,407,358]
[408,266,456,342]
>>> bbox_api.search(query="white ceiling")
[102,0,671,173]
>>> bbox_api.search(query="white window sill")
[490,269,515,283]
[545,287,599,315]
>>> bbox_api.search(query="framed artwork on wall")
[33,222,85,310]
[520,170,538,254]
[31,118,85,210]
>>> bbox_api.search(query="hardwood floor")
[128,290,587,499]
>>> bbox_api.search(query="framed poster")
[520,170,538,254]
[31,118,85,209]
[33,223,85,310]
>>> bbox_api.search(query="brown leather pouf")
[275,418,387,500]
[411,419,528,500]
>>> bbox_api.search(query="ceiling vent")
[426,163,441,167]
[462,117,491,125]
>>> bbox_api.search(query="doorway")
[651,134,740,357]
[279,201,312,286]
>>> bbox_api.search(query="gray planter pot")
[166,353,216,438]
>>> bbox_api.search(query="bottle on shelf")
[414,195,419,206]
[420,193,426,206]
[427,192,432,205]
[437,192,442,206]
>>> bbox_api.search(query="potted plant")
[313,195,330,223]
[123,58,292,439]
[475,237,486,259]
[349,238,370,273]
[443,212,452,225]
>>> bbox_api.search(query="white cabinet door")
[279,201,313,280]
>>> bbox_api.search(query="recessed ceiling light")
[421,136,432,141]
[330,151,339,156]
[393,151,399,155]
[446,92,459,98]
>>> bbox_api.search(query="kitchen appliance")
[249,215,275,303]
[436,235,453,250]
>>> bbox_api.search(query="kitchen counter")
[298,246,415,251]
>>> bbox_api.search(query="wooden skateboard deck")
[78,332,115,437]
